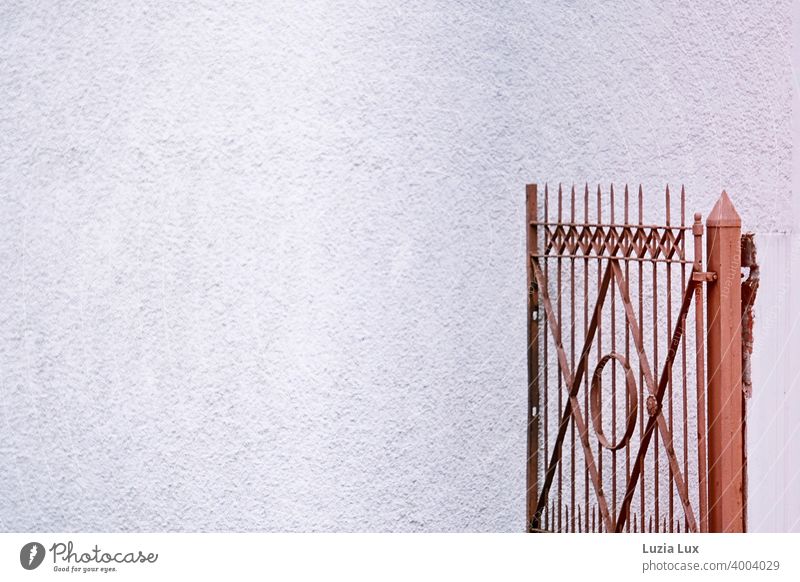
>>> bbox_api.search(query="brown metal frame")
[526,184,745,533]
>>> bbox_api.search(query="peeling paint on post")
[705,191,745,532]
[740,233,759,399]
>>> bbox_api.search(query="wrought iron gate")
[526,184,746,533]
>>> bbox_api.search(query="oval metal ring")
[590,352,638,451]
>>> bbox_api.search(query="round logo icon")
[20,542,45,570]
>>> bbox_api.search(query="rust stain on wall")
[741,233,759,398]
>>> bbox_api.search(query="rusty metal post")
[705,191,745,532]
[526,184,539,530]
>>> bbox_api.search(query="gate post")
[705,191,745,532]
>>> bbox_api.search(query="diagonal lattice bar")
[539,223,687,262]
[531,256,615,532]
[611,262,700,532]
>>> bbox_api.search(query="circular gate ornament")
[590,352,638,451]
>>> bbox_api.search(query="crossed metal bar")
[531,255,700,533]
[541,223,687,262]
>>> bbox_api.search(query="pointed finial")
[707,190,741,227]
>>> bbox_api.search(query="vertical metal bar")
[653,196,660,529]
[557,184,563,532]
[584,184,590,533]
[624,184,631,531]
[706,191,744,532]
[596,184,603,519]
[638,186,645,533]
[666,185,674,532]
[526,183,539,531]
[693,211,709,533]
[543,185,550,531]
[681,186,689,532]
[570,185,576,533]
[610,184,617,524]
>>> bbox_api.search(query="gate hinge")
[692,271,717,283]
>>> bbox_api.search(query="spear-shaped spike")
[544,183,549,225]
[624,184,630,225]
[571,184,576,222]
[680,184,686,229]
[596,184,602,223]
[666,184,671,225]
[610,183,615,222]
[638,184,644,224]
[584,183,589,220]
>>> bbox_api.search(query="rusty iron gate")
[526,184,746,533]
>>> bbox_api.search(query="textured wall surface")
[0,1,791,531]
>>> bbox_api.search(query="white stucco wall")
[0,2,792,531]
